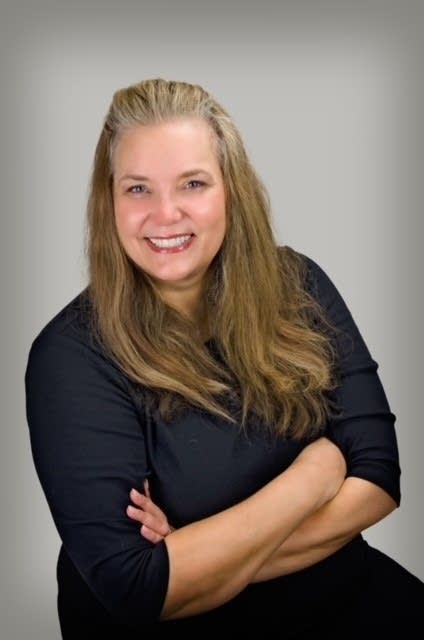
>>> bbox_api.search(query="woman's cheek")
[115,200,150,234]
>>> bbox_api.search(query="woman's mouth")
[145,234,194,253]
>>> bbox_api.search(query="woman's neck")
[159,283,210,340]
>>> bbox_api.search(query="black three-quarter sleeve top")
[24,252,401,631]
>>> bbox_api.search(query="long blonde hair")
[87,78,339,439]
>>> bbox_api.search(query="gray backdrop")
[1,1,423,638]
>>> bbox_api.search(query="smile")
[146,234,194,253]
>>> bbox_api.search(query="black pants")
[57,541,424,638]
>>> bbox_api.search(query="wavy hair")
[86,78,339,439]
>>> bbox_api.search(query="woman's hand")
[127,479,174,543]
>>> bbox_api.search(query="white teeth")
[148,235,191,248]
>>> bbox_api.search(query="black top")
[25,253,401,630]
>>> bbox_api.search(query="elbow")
[79,541,170,628]
[347,456,401,509]
[377,491,398,519]
[342,475,399,531]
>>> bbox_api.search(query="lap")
[56,541,423,638]
[323,543,424,639]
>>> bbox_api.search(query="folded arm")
[255,254,401,579]
[251,476,396,581]
[129,474,396,584]
[160,437,345,619]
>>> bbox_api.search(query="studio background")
[1,1,423,638]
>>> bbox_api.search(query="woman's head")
[87,78,275,312]
[112,117,227,316]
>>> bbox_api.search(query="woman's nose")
[151,193,184,225]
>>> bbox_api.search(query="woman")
[25,78,423,637]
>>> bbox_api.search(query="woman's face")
[113,118,226,306]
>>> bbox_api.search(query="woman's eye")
[128,184,148,194]
[185,180,205,189]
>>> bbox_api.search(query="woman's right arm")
[160,436,345,619]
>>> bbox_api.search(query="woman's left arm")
[251,254,401,580]
[128,473,396,580]
[232,255,401,580]
[250,476,396,581]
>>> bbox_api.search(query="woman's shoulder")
[25,289,130,394]
[278,244,338,304]
[27,288,102,363]
[25,289,137,404]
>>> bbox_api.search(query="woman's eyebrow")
[178,169,212,179]
[118,173,149,183]
[118,169,213,184]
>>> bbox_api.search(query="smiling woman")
[25,78,423,637]
[113,119,226,319]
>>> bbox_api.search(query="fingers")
[129,488,148,507]
[143,478,151,498]
[140,524,166,544]
[127,504,167,543]
[126,504,171,537]
[127,486,175,543]
[130,488,167,520]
